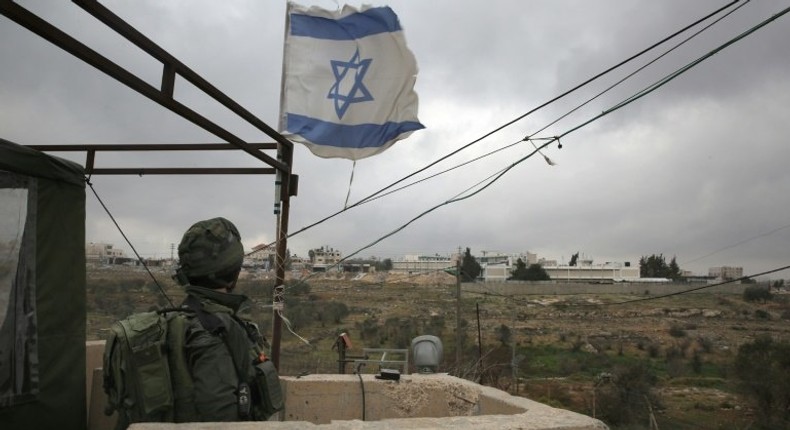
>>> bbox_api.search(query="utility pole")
[511,308,517,394]
[271,145,294,371]
[476,302,483,383]
[455,257,462,372]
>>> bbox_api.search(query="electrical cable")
[469,264,790,308]
[356,362,367,421]
[681,222,790,266]
[524,0,751,140]
[266,2,782,345]
[86,178,175,308]
[603,4,790,117]
[280,1,742,241]
[591,264,790,306]
[360,140,523,205]
[355,0,749,218]
[281,3,790,299]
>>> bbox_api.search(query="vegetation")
[743,285,773,303]
[86,267,790,429]
[594,361,660,427]
[639,254,681,280]
[734,336,790,429]
[374,258,393,271]
[460,247,481,282]
[509,258,551,281]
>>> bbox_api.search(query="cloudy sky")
[2,0,789,278]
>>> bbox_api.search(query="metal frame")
[1,0,293,368]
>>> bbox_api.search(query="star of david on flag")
[279,2,425,160]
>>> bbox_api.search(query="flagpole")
[272,144,294,371]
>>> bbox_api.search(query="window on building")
[0,172,39,407]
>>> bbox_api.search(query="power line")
[364,1,750,209]
[681,222,790,266]
[281,1,742,241]
[524,0,751,140]
[585,264,790,306]
[86,178,174,308]
[325,3,790,295]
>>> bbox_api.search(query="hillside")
[87,267,790,429]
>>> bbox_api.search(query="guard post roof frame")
[0,0,296,369]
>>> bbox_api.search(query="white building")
[310,246,343,272]
[391,254,456,273]
[543,262,640,282]
[85,242,125,264]
[709,266,743,281]
[481,254,640,282]
[245,243,275,270]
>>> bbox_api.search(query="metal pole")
[271,145,293,370]
[476,302,483,383]
[455,258,462,372]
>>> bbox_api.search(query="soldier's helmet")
[176,217,243,285]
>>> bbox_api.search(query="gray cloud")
[2,0,789,278]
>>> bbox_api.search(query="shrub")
[734,336,790,428]
[669,324,687,338]
[743,286,772,303]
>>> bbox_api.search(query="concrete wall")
[86,343,606,430]
[464,281,746,296]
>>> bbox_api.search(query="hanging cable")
[356,362,367,421]
[281,1,742,241]
[358,0,748,214]
[300,4,790,288]
[682,222,790,266]
[524,0,751,140]
[86,178,174,308]
[578,264,790,307]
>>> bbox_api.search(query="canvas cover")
[0,138,86,429]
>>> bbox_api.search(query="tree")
[524,264,551,281]
[668,256,681,279]
[374,258,393,271]
[639,254,681,280]
[495,324,512,346]
[743,285,773,303]
[734,336,790,428]
[510,259,550,281]
[509,258,528,280]
[595,362,660,427]
[460,247,481,282]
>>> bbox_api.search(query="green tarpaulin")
[0,138,86,430]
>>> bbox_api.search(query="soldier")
[172,216,265,421]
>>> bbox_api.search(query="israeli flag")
[280,3,425,160]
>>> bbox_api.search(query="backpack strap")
[182,295,253,419]
[164,311,198,423]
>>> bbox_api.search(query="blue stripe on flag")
[286,113,424,149]
[290,7,401,40]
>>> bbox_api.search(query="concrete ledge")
[129,374,607,430]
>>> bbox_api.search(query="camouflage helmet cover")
[177,217,243,279]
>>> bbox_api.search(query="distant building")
[482,253,640,282]
[246,243,275,270]
[709,266,743,282]
[482,262,510,282]
[310,246,342,272]
[391,254,455,273]
[85,242,125,264]
[542,262,640,282]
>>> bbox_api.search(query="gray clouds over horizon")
[2,0,789,278]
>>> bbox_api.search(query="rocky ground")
[87,267,790,429]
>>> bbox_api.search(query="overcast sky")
[2,0,789,278]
